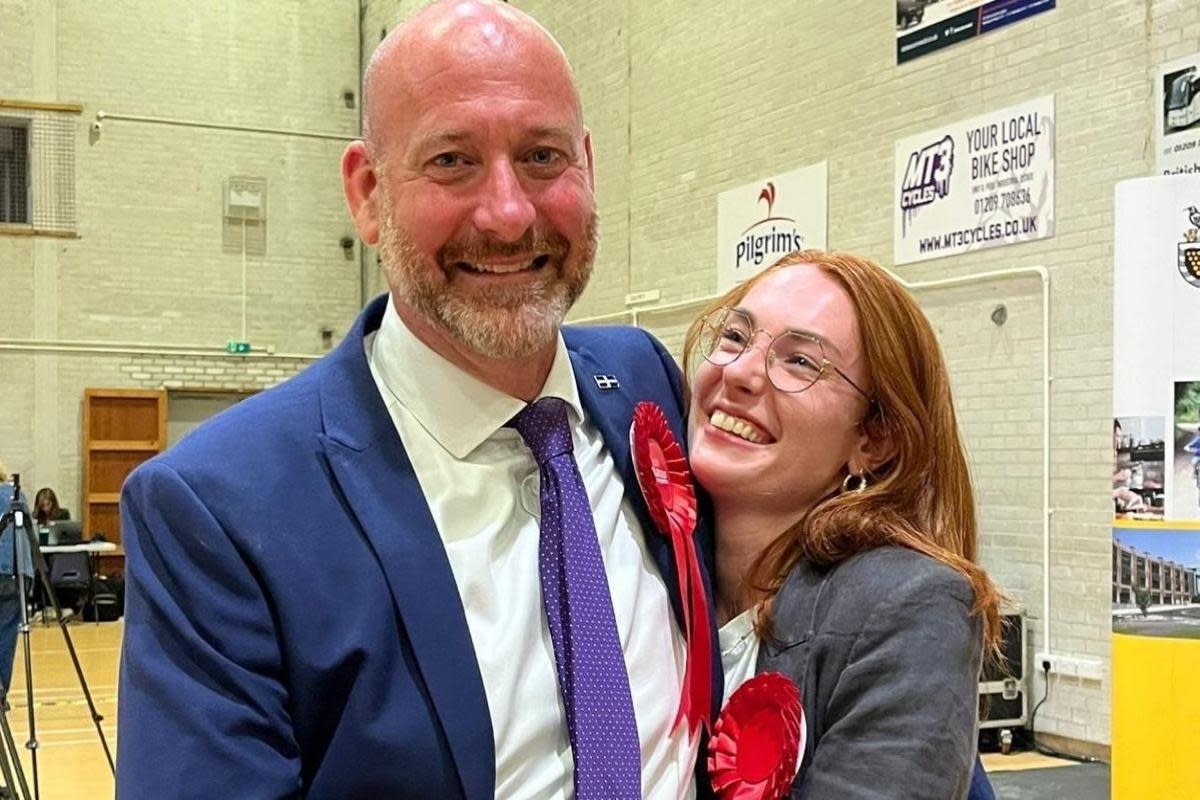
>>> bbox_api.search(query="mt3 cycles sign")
[894,95,1055,265]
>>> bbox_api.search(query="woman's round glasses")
[698,306,872,399]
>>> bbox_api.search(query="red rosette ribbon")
[707,672,805,800]
[630,401,712,736]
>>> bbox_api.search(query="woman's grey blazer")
[757,545,984,799]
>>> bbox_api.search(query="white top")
[366,297,698,800]
[718,607,761,708]
[718,606,804,781]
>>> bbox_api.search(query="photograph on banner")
[1114,175,1200,526]
[1155,52,1200,175]
[894,94,1054,265]
[1112,528,1200,639]
[1114,416,1165,520]
[896,0,1056,65]
[715,161,827,293]
[1172,382,1200,521]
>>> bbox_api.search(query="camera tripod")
[0,473,115,800]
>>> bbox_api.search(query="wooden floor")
[982,750,1082,772]
[4,619,120,799]
[0,621,1086,798]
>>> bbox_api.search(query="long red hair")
[682,250,1002,656]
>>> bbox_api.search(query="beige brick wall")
[0,1,35,99]
[117,354,312,393]
[1,1,359,516]
[59,0,363,349]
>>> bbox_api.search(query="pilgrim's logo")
[734,182,806,269]
[753,182,789,227]
[1179,205,1200,288]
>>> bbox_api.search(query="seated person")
[34,488,69,527]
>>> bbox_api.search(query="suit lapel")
[568,345,686,630]
[568,330,724,730]
[317,296,493,800]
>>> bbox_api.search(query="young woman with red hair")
[685,250,1001,799]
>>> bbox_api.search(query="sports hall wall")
[362,0,1200,756]
[0,2,363,513]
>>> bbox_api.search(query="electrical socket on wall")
[1036,652,1104,682]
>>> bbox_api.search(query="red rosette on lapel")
[708,672,805,800]
[630,401,711,736]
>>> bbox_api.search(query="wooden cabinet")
[82,389,166,571]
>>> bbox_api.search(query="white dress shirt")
[365,298,698,799]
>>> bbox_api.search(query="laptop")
[46,520,83,545]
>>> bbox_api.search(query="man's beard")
[377,199,598,360]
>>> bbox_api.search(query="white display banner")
[893,95,1055,265]
[1155,52,1200,176]
[715,161,827,293]
[1113,175,1200,523]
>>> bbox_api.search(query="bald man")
[116,3,719,798]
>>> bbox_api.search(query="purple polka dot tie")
[508,397,642,799]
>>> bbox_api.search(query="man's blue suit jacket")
[116,294,721,799]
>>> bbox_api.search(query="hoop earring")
[842,472,868,494]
